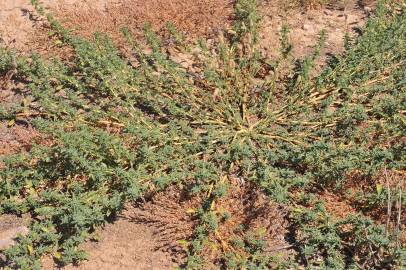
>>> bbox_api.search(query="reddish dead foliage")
[52,0,234,41]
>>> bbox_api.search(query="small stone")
[324,9,333,16]
[302,23,314,31]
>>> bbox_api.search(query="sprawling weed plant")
[0,0,405,269]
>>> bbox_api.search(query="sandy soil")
[259,0,373,62]
[0,0,37,51]
[0,0,374,58]
[0,0,376,269]
[41,207,176,270]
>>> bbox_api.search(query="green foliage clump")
[292,203,398,269]
[0,48,14,75]
[0,0,405,269]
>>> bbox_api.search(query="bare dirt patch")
[0,0,64,56]
[41,207,176,270]
[259,0,374,63]
[0,0,39,51]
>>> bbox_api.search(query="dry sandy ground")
[0,0,375,269]
[0,0,374,57]
[259,0,374,62]
[41,207,177,270]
